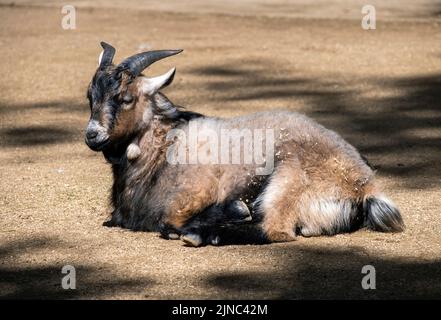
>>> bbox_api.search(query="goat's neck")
[123,118,174,185]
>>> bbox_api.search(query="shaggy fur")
[85,45,405,246]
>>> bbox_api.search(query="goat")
[85,42,404,246]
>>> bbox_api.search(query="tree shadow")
[0,126,78,147]
[188,62,346,105]
[0,237,154,299]
[307,74,441,189]
[428,0,441,17]
[0,100,87,116]
[0,100,87,147]
[205,245,441,299]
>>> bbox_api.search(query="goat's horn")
[117,49,183,77]
[99,41,116,68]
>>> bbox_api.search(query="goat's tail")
[297,193,404,237]
[363,195,405,232]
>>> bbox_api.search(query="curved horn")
[99,41,116,69]
[117,49,183,77]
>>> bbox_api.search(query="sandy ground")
[0,1,440,299]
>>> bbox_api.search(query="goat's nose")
[86,131,98,140]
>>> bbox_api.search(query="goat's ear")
[140,67,176,96]
[98,50,104,66]
[98,42,115,68]
[152,92,179,119]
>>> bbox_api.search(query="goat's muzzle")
[85,120,110,151]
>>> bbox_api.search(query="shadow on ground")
[0,126,77,146]
[0,237,154,299]
[205,245,441,299]
[430,0,441,17]
[188,60,441,189]
[0,100,86,116]
[0,100,86,147]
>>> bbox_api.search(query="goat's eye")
[122,94,133,104]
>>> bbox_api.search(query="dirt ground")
[0,1,440,299]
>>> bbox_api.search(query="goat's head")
[85,42,182,156]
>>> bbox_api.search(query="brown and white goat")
[85,42,404,246]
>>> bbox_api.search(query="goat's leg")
[187,201,252,228]
[161,178,219,241]
[257,162,306,242]
[223,200,253,224]
[160,201,252,245]
[103,209,124,228]
[160,200,253,246]
[162,192,216,230]
[179,200,253,247]
[180,205,270,246]
[160,174,255,246]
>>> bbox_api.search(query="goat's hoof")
[181,233,203,247]
[159,222,181,240]
[159,231,181,240]
[208,235,221,246]
[225,200,252,223]
[168,233,180,240]
[103,220,117,227]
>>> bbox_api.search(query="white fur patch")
[299,198,354,236]
[127,143,141,161]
